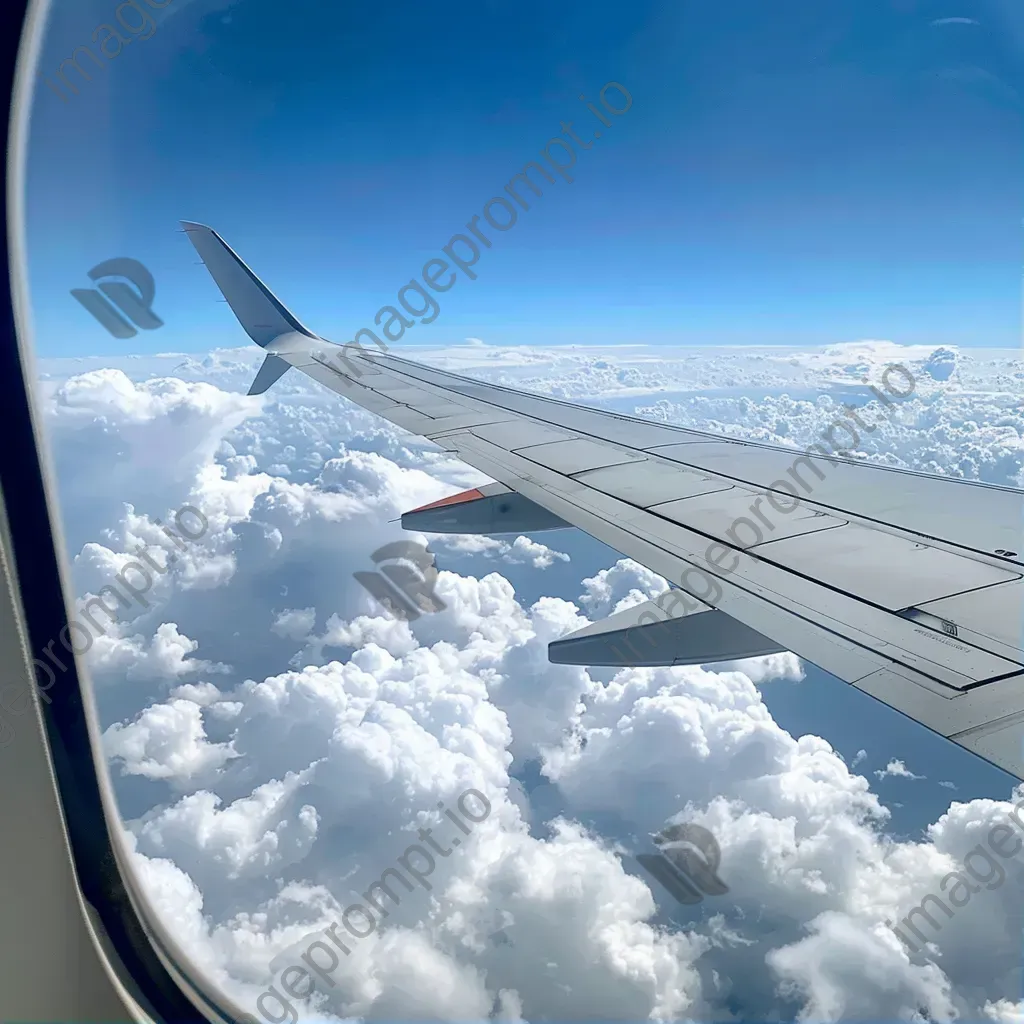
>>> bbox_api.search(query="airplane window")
[15,0,1024,1021]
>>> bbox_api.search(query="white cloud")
[986,999,1024,1024]
[434,533,570,569]
[271,608,317,641]
[579,558,669,617]
[766,911,955,1021]
[104,697,238,784]
[36,341,1024,1022]
[875,759,926,781]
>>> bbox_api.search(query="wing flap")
[576,460,733,506]
[515,438,648,475]
[474,420,579,448]
[755,523,1019,609]
[651,488,847,545]
[915,579,1024,655]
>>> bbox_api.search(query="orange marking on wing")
[408,488,487,513]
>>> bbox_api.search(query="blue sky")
[22,0,1024,812]
[24,0,1024,358]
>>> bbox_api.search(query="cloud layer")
[35,339,1024,1023]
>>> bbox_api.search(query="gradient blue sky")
[24,0,1024,358]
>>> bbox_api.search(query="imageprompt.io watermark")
[309,80,633,387]
[244,787,493,1024]
[71,257,164,339]
[44,0,173,104]
[0,502,208,746]
[353,540,446,621]
[891,793,1024,953]
[603,362,920,665]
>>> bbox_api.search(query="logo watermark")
[353,540,446,621]
[636,822,728,906]
[71,257,164,339]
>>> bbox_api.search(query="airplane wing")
[183,221,1024,779]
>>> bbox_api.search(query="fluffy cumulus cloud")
[920,346,960,382]
[34,340,1024,1023]
[432,532,571,569]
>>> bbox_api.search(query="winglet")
[180,220,317,348]
[249,353,292,395]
